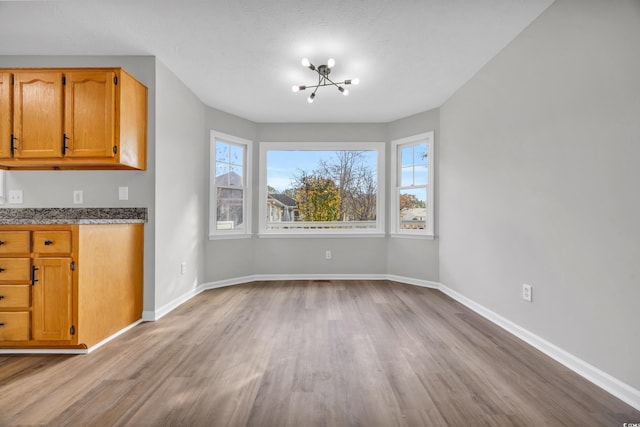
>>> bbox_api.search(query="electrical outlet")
[73,190,83,204]
[118,186,129,201]
[325,250,332,260]
[180,262,187,275]
[8,190,23,204]
[522,284,532,302]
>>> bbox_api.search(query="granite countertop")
[0,208,148,225]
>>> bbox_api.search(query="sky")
[267,150,377,192]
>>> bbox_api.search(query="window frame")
[209,130,252,240]
[390,131,435,239]
[259,141,385,238]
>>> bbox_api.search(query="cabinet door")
[13,72,64,158]
[64,71,116,158]
[32,257,73,341]
[0,72,11,159]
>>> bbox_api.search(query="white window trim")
[209,130,252,239]
[390,131,435,238]
[259,141,385,237]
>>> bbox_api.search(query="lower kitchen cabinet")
[0,223,143,349]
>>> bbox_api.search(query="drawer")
[0,258,31,282]
[32,231,72,254]
[0,231,30,254]
[0,311,30,341]
[0,285,30,308]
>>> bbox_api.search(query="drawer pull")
[0,323,4,327]
[0,240,4,245]
[0,268,4,272]
[0,295,4,300]
[44,240,54,246]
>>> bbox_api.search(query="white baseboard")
[438,283,640,411]
[386,274,440,289]
[0,319,144,355]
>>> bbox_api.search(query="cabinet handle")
[0,323,4,328]
[0,268,4,273]
[31,266,39,286]
[0,295,4,300]
[44,240,53,246]
[11,135,19,153]
[63,134,70,155]
[0,240,5,245]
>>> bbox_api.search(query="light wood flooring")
[1,280,639,426]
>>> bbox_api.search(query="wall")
[439,0,640,391]
[204,107,257,282]
[203,118,440,283]
[386,110,440,282]
[253,123,388,278]
[154,60,206,312]
[0,55,157,312]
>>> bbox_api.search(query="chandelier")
[292,58,359,103]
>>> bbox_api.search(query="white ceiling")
[0,0,553,123]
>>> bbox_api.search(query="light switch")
[119,186,129,201]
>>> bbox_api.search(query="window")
[391,131,434,237]
[210,131,252,239]
[259,142,385,236]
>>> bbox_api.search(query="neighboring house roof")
[268,193,297,207]
[216,171,243,186]
[400,208,426,220]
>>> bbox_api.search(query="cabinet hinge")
[70,325,76,336]
[114,76,118,85]
[10,135,15,155]
[70,261,76,271]
[10,74,14,85]
[113,146,118,154]
[62,76,66,85]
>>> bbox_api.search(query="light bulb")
[351,78,360,85]
[307,93,315,103]
[343,88,349,96]
[292,85,299,93]
[327,58,336,68]
[301,58,311,68]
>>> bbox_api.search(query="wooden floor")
[1,281,638,426]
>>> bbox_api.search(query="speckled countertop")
[0,208,147,224]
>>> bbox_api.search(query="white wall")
[204,107,257,282]
[0,55,157,311]
[439,0,640,391]
[154,60,206,311]
[203,117,441,283]
[387,110,440,282]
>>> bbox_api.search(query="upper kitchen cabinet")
[0,68,147,170]
[12,71,64,159]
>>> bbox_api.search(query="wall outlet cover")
[8,189,23,204]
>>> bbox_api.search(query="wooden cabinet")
[0,67,147,170]
[13,71,64,159]
[32,257,73,341]
[0,224,144,349]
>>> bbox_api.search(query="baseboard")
[438,283,640,411]
[0,319,144,355]
[386,274,440,289]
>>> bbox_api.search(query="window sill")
[258,232,386,239]
[209,233,253,241]
[390,233,435,240]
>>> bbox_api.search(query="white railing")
[267,220,377,230]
